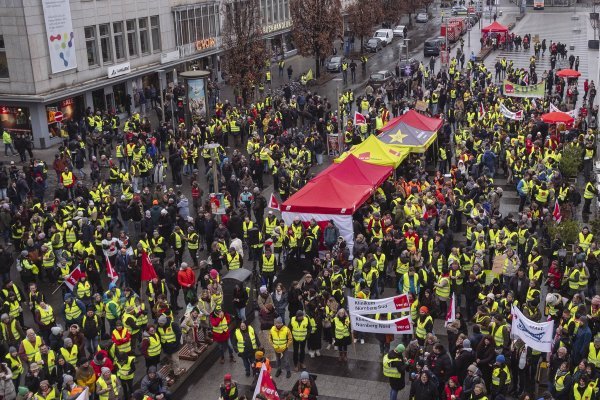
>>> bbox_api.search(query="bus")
[533,0,544,10]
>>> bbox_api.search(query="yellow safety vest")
[491,365,512,386]
[589,343,600,367]
[22,336,42,362]
[290,317,310,342]
[113,328,132,353]
[65,303,82,321]
[262,254,275,273]
[382,354,402,378]
[5,353,23,376]
[416,315,433,339]
[37,306,54,325]
[97,374,119,400]
[146,333,162,356]
[434,276,450,299]
[234,326,257,353]
[212,317,228,335]
[333,317,350,339]
[62,172,74,187]
[227,253,241,270]
[115,356,135,380]
[60,345,78,366]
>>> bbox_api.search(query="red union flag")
[252,364,280,400]
[354,111,367,125]
[553,199,562,223]
[393,294,410,310]
[105,255,118,283]
[395,318,411,332]
[141,251,158,281]
[65,265,86,291]
[268,193,280,210]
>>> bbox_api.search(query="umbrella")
[541,111,574,124]
[556,69,581,78]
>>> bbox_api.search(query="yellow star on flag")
[388,130,407,143]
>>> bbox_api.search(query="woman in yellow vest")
[333,308,351,362]
[96,367,121,400]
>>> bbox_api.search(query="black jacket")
[409,374,439,400]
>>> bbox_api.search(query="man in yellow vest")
[231,321,259,377]
[269,317,292,379]
[19,328,42,364]
[583,177,598,214]
[290,310,312,372]
[34,301,55,345]
[383,344,406,400]
[61,167,76,199]
[115,350,136,400]
[587,335,600,368]
[141,325,162,371]
[157,314,184,376]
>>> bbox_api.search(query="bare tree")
[346,0,383,49]
[221,0,268,104]
[290,0,343,78]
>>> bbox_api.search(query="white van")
[373,29,394,46]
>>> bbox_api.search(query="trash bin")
[221,268,255,323]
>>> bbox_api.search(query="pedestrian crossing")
[483,12,592,104]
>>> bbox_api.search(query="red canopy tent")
[313,154,393,187]
[541,111,574,124]
[556,69,582,78]
[481,21,509,33]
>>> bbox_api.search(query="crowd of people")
[0,20,598,400]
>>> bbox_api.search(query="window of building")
[98,23,112,63]
[84,27,99,67]
[282,0,289,20]
[139,17,150,54]
[150,16,161,52]
[113,22,125,60]
[126,19,138,57]
[173,4,221,47]
[0,35,9,78]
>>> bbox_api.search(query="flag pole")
[51,281,65,295]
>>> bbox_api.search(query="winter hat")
[101,367,111,375]
[395,344,405,353]
[462,339,471,349]
[8,346,16,354]
[300,371,310,380]
[63,338,73,347]
[148,366,157,374]
[63,374,74,384]
[255,350,264,359]
[210,269,218,279]
[496,354,506,364]
[259,285,267,294]
[467,364,478,374]
[274,317,283,324]
[157,314,167,324]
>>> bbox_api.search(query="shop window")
[0,36,8,79]
[84,27,99,67]
[127,20,138,57]
[151,16,161,52]
[99,23,112,63]
[113,22,125,61]
[139,17,150,55]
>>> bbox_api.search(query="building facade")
[0,0,292,148]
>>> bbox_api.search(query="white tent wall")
[281,212,355,257]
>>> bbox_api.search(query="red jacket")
[90,350,114,378]
[210,313,231,342]
[111,327,131,345]
[177,268,196,288]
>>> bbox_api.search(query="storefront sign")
[195,38,216,51]
[263,20,292,34]
[161,50,180,64]
[60,98,74,107]
[108,62,131,78]
[42,0,77,74]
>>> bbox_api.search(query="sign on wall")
[107,62,131,78]
[41,0,77,74]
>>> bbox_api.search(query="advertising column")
[179,70,211,127]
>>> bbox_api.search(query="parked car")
[368,70,394,88]
[398,57,419,76]
[424,37,445,57]
[451,5,469,14]
[416,13,429,22]
[393,25,406,38]
[373,29,394,45]
[326,56,344,72]
[364,38,383,52]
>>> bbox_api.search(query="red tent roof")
[382,110,443,133]
[313,154,393,187]
[481,21,509,33]
[281,175,374,214]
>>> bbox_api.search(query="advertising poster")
[187,78,207,122]
[42,0,77,73]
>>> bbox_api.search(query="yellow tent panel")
[335,135,409,168]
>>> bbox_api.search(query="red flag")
[105,255,118,283]
[141,251,158,281]
[553,199,562,223]
[65,265,86,291]
[478,102,486,120]
[268,193,280,210]
[393,294,410,310]
[445,293,456,327]
[252,364,280,400]
[354,111,367,125]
